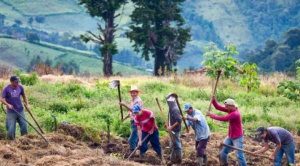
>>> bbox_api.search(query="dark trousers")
[140,129,162,155]
[195,137,209,157]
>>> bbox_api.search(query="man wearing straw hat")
[119,85,144,154]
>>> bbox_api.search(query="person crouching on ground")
[206,96,247,166]
[182,103,210,166]
[252,126,295,166]
[132,104,162,160]
[119,85,144,153]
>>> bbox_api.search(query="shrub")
[13,70,39,86]
[277,80,300,101]
[48,102,70,114]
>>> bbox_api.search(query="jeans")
[140,129,161,155]
[274,140,295,166]
[220,136,247,166]
[6,111,28,140]
[128,120,138,150]
[169,131,182,163]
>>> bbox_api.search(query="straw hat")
[128,85,142,94]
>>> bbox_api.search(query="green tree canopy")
[126,0,191,76]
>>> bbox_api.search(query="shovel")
[109,80,123,120]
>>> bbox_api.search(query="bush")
[48,102,70,114]
[242,113,258,123]
[13,70,39,86]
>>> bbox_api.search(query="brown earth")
[1,124,300,165]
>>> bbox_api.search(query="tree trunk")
[102,12,115,77]
[154,49,166,76]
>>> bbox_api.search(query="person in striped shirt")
[132,104,162,160]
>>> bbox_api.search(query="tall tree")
[127,0,191,76]
[79,0,127,76]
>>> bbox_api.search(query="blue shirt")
[264,127,294,145]
[186,109,210,141]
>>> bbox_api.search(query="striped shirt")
[134,109,158,133]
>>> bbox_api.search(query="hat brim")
[128,90,142,94]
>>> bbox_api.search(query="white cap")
[224,98,238,107]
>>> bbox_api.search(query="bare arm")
[253,142,269,154]
[137,126,142,146]
[22,93,30,109]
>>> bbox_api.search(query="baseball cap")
[132,104,141,113]
[10,75,20,83]
[183,103,192,111]
[224,98,238,107]
[256,126,266,136]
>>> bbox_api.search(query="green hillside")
[0,0,299,72]
[0,37,149,76]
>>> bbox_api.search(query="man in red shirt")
[132,104,162,160]
[206,96,246,166]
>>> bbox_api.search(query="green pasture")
[0,75,299,142]
[0,37,149,75]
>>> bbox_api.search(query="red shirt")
[210,98,243,139]
[134,109,158,133]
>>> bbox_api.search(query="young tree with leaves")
[79,0,127,76]
[126,0,191,76]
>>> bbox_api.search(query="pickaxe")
[51,114,57,132]
[109,80,123,120]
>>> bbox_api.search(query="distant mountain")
[0,0,299,72]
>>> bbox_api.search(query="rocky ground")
[1,124,300,165]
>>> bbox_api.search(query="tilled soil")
[1,124,300,165]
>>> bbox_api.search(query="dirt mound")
[1,125,299,165]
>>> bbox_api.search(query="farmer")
[182,103,210,166]
[252,126,295,166]
[1,76,29,140]
[119,85,144,153]
[132,104,162,160]
[206,96,247,166]
[166,93,182,164]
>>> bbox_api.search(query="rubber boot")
[203,155,208,166]
[197,157,204,166]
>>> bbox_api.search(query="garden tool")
[109,80,123,120]
[127,134,150,160]
[155,98,175,143]
[12,108,49,145]
[168,93,189,133]
[51,114,57,132]
[221,143,270,159]
[208,70,222,112]
[25,106,44,134]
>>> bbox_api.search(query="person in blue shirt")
[182,103,210,166]
[253,126,295,166]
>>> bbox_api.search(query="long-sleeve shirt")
[209,98,243,139]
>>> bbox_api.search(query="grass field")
[0,73,298,141]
